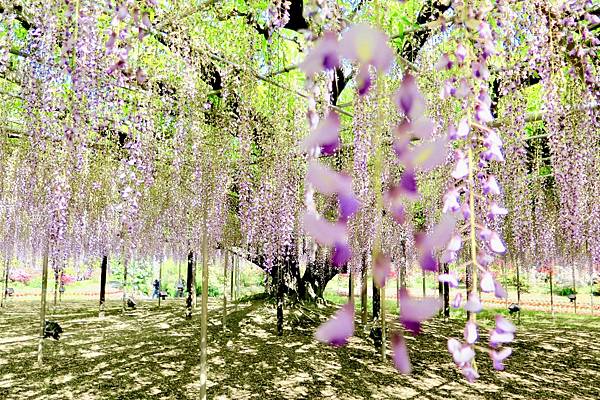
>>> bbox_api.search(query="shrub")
[556,287,577,296]
[9,269,32,284]
[60,274,76,285]
[506,275,530,293]
[196,282,222,298]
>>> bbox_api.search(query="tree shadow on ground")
[0,299,599,399]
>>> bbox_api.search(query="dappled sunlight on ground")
[0,299,599,399]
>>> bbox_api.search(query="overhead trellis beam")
[206,51,354,118]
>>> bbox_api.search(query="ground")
[1,298,599,400]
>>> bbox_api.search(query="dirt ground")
[1,298,599,399]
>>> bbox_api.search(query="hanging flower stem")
[467,146,478,373]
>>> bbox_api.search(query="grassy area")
[1,298,600,399]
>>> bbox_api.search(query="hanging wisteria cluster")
[0,0,598,385]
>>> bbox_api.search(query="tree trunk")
[185,250,194,318]
[200,222,209,400]
[99,255,108,317]
[37,243,50,367]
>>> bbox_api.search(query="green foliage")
[556,287,577,296]
[196,281,222,298]
[506,275,530,293]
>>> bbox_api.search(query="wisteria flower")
[442,189,461,213]
[480,272,495,293]
[452,293,463,308]
[462,364,480,382]
[392,332,412,374]
[464,292,483,313]
[494,280,508,299]
[483,176,501,195]
[448,338,475,366]
[488,231,506,254]
[302,112,341,156]
[455,43,467,63]
[300,32,340,76]
[399,288,441,335]
[306,160,352,196]
[488,202,508,220]
[340,24,393,94]
[408,136,448,172]
[471,61,490,80]
[373,253,391,288]
[332,242,352,267]
[451,151,469,180]
[395,74,426,121]
[303,212,347,246]
[315,303,355,346]
[438,271,459,288]
[490,347,512,370]
[435,53,453,71]
[464,321,479,344]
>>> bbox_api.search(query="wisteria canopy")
[0,0,599,387]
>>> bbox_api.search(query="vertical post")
[398,253,408,292]
[200,219,209,400]
[380,285,386,361]
[193,254,198,309]
[222,250,228,331]
[437,260,443,316]
[572,260,577,314]
[158,257,163,308]
[99,255,108,317]
[372,276,380,320]
[1,257,9,308]
[466,258,472,321]
[276,261,284,336]
[502,259,508,309]
[348,269,354,304]
[53,263,59,308]
[590,256,594,315]
[178,260,182,285]
[360,252,367,325]
[230,254,235,303]
[122,250,128,313]
[37,243,50,367]
[236,256,241,301]
[514,258,521,324]
[185,250,194,318]
[549,270,554,318]
[396,262,400,310]
[443,262,450,319]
